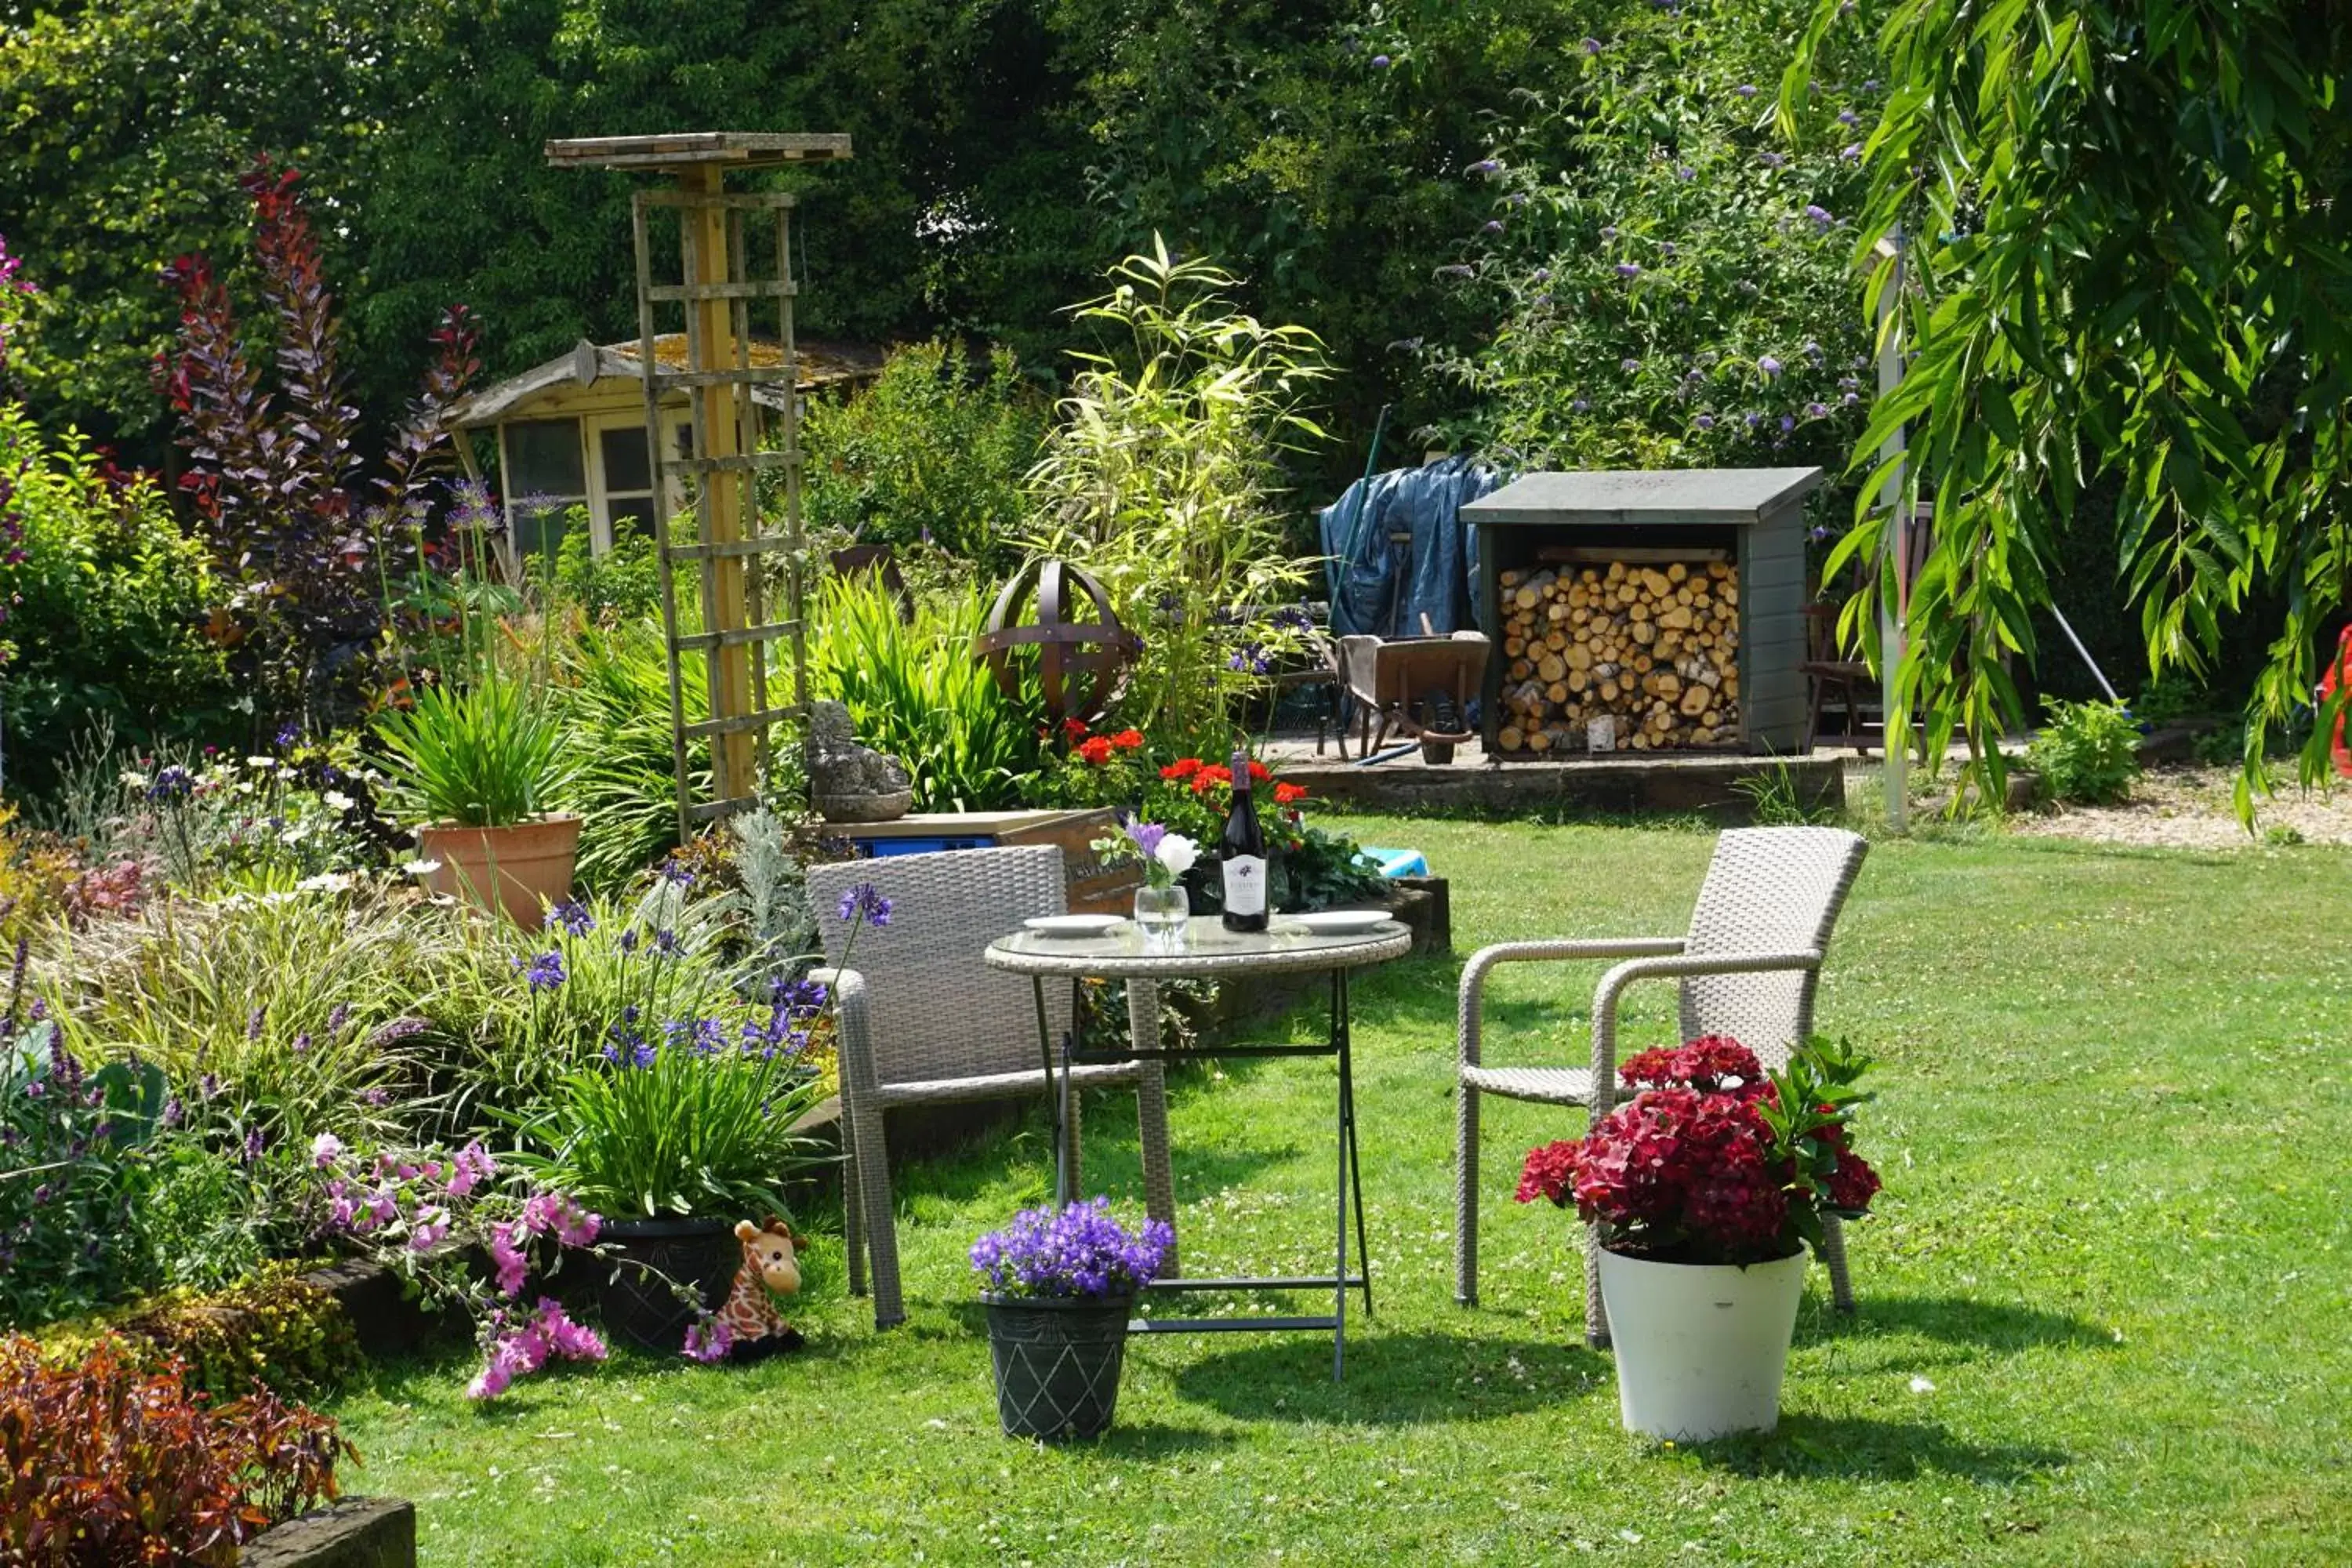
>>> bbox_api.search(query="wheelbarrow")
[1336,630,1490,764]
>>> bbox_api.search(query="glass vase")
[1132,883,1189,948]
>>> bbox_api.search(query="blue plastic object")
[855,834,994,858]
[1318,456,1504,637]
[1355,845,1428,879]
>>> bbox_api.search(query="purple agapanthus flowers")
[836,883,893,928]
[971,1198,1175,1301]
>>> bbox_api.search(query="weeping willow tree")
[1023,240,1329,750]
[1790,2,2352,815]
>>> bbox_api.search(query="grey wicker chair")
[1454,826,1870,1348]
[805,847,1178,1329]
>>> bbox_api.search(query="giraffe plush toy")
[718,1218,806,1360]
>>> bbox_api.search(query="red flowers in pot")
[1518,1035,1881,1265]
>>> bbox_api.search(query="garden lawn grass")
[325,820,2352,1566]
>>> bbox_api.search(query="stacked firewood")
[1494,558,1740,753]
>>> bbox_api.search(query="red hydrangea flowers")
[1517,1035,1881,1265]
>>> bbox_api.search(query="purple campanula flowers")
[1805,204,1836,229]
[970,1198,1175,1300]
[549,898,595,938]
[1759,356,1783,377]
[1615,262,1642,278]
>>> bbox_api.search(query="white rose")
[1155,833,1199,877]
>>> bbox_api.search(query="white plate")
[1022,914,1126,938]
[1289,910,1395,935]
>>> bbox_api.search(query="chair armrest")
[809,967,876,1099]
[1456,938,1686,1066]
[1589,949,1824,1111]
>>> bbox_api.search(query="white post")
[1875,229,1909,832]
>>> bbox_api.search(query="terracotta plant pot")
[415,815,582,930]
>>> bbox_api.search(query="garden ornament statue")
[808,699,915,822]
[975,557,1141,731]
[716,1218,808,1360]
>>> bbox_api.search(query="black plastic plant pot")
[597,1216,738,1353]
[982,1293,1134,1441]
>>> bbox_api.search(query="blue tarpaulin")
[1318,457,1501,638]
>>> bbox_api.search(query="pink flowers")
[408,1206,450,1252]
[488,1221,529,1298]
[521,1191,600,1248]
[310,1132,344,1169]
[468,1299,608,1401]
[445,1140,495,1198]
[682,1317,735,1364]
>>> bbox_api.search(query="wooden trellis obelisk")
[546,132,851,833]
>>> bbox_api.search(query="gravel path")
[2007,763,2352,849]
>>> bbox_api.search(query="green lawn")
[326,819,2352,1565]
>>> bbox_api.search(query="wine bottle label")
[1221,855,1268,916]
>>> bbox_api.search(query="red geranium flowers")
[1067,726,1143,765]
[1518,1035,1880,1265]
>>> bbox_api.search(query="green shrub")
[36,886,454,1155]
[1023,244,1323,751]
[0,403,231,793]
[555,618,711,898]
[526,519,666,625]
[1,1004,164,1327]
[807,572,1040,812]
[2129,671,2209,728]
[1427,0,1878,483]
[800,339,1045,572]
[2027,699,2143,805]
[42,1265,359,1404]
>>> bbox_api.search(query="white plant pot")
[1596,1247,1808,1440]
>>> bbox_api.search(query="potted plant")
[504,1008,830,1352]
[1517,1035,1882,1440]
[969,1198,1173,1440]
[374,674,577,929]
[499,882,876,1351]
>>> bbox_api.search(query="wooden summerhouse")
[440,334,882,557]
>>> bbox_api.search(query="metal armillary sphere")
[974,558,1142,731]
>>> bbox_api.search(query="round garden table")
[984,914,1413,1380]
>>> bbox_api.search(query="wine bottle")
[1220,747,1269,932]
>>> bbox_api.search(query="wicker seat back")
[1677,826,1868,1065]
[805,846,1073,1087]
